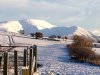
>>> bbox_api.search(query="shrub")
[68,35,94,62]
[34,32,43,39]
[89,54,100,65]
[49,35,56,38]
[30,33,35,37]
[57,36,61,39]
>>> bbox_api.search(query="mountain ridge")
[0,19,98,41]
[0,19,56,33]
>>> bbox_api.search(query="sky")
[0,0,100,35]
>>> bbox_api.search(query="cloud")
[0,0,100,31]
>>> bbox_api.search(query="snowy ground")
[37,44,100,75]
[0,34,100,75]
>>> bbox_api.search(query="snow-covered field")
[37,44,100,75]
[0,34,100,75]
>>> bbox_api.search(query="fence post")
[22,67,29,75]
[14,50,18,75]
[8,36,12,46]
[33,45,37,72]
[3,52,8,75]
[29,48,32,75]
[24,49,28,67]
[11,36,15,44]
[27,47,29,66]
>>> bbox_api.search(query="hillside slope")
[0,19,55,34]
[41,26,96,40]
[0,19,98,41]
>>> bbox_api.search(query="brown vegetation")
[68,35,100,65]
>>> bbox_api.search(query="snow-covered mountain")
[0,19,55,34]
[0,19,98,41]
[0,21,23,33]
[41,26,92,36]
[41,26,97,41]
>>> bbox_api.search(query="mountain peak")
[0,19,56,33]
[20,19,56,30]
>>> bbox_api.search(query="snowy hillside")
[20,19,55,30]
[19,19,55,34]
[0,19,55,34]
[41,26,91,36]
[0,21,23,33]
[41,26,97,41]
[0,19,97,41]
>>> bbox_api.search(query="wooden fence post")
[14,50,18,75]
[33,45,37,72]
[3,52,8,75]
[24,49,28,67]
[22,67,29,75]
[11,36,15,44]
[8,36,12,46]
[29,48,32,75]
[27,47,29,66]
